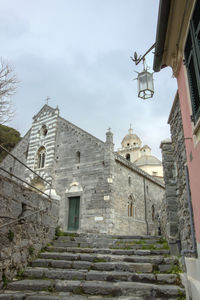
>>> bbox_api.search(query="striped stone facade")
[25,106,59,188]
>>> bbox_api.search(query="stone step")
[53,241,165,250]
[32,258,176,274]
[35,252,177,266]
[33,259,154,273]
[39,251,175,266]
[0,292,179,299]
[53,241,91,248]
[46,247,170,256]
[111,235,161,240]
[23,267,179,284]
[56,235,161,243]
[6,279,185,298]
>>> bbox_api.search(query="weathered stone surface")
[0,175,59,281]
[54,280,81,292]
[156,273,177,284]
[73,261,92,270]
[158,264,173,272]
[161,95,194,253]
[7,280,51,291]
[0,233,185,299]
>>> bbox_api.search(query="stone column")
[160,139,180,255]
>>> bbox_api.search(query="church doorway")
[68,197,80,231]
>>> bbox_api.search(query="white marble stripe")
[32,116,58,126]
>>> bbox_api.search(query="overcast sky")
[1,0,177,159]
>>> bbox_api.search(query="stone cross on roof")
[45,96,51,105]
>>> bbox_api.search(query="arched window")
[76,151,80,163]
[152,204,155,221]
[126,153,130,161]
[128,176,131,186]
[128,202,136,218]
[128,194,136,218]
[36,146,46,169]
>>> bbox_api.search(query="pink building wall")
[177,62,200,245]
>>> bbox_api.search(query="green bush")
[0,124,21,162]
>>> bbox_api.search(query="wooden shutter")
[185,1,200,123]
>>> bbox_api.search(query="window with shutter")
[185,0,200,124]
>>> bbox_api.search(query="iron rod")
[0,208,48,230]
[0,144,51,186]
[0,167,51,199]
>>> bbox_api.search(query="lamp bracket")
[131,43,156,66]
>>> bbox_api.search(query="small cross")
[130,123,132,129]
[107,127,111,132]
[45,96,51,105]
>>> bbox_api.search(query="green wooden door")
[68,197,80,230]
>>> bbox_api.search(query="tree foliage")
[0,124,21,162]
[0,59,18,124]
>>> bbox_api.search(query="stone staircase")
[0,232,185,300]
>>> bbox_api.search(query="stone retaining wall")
[0,175,59,282]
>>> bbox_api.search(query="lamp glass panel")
[146,72,154,91]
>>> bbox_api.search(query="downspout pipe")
[153,0,171,72]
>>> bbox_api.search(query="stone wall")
[168,94,194,251]
[160,93,194,253]
[54,119,112,234]
[0,131,30,184]
[160,140,179,251]
[0,175,59,281]
[112,154,165,236]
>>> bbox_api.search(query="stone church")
[1,105,165,235]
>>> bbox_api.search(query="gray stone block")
[7,280,51,291]
[54,280,81,292]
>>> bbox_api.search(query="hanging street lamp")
[131,43,155,100]
[137,59,154,99]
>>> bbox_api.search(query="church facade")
[1,105,165,235]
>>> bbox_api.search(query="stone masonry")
[160,93,194,254]
[0,175,59,281]
[0,232,185,299]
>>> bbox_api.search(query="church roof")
[134,155,162,166]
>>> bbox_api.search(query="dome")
[141,145,151,150]
[134,155,162,166]
[121,128,142,148]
